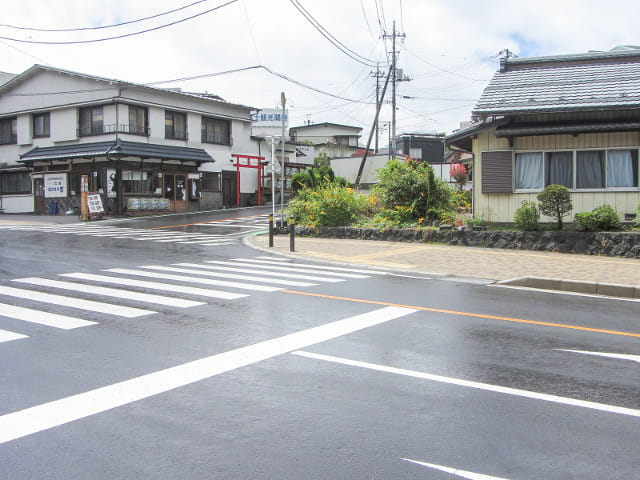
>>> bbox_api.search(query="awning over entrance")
[19,139,215,165]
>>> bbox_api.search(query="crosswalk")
[0,213,273,247]
[0,256,387,345]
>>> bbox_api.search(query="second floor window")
[201,117,231,145]
[33,112,50,138]
[0,117,17,145]
[165,111,187,140]
[79,106,104,136]
[128,105,149,135]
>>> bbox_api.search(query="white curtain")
[515,153,543,189]
[607,150,635,187]
[576,151,605,188]
[546,152,573,188]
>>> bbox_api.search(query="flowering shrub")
[287,181,366,228]
[449,163,468,189]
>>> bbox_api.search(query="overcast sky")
[2,0,640,145]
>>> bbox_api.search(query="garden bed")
[295,226,640,258]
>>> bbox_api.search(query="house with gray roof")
[0,65,260,214]
[446,47,640,223]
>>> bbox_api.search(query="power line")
[289,0,381,67]
[0,0,238,45]
[0,0,210,32]
[148,65,378,104]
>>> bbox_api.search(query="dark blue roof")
[20,140,214,164]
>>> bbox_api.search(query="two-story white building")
[0,65,261,215]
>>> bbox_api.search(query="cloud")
[2,0,640,139]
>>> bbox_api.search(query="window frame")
[0,171,32,194]
[513,148,640,192]
[0,117,17,145]
[128,105,149,136]
[32,112,51,138]
[201,116,231,145]
[165,110,188,140]
[78,106,104,137]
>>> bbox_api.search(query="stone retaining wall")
[295,226,640,258]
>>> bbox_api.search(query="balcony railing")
[0,134,17,145]
[77,124,150,137]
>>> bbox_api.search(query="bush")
[514,201,540,231]
[287,182,366,228]
[636,202,640,227]
[537,184,572,229]
[373,158,453,222]
[593,204,620,230]
[574,212,598,231]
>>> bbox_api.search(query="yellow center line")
[282,290,640,338]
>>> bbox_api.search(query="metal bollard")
[289,215,295,252]
[268,214,274,248]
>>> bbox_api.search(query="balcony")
[77,124,150,137]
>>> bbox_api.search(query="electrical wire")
[0,0,210,32]
[289,0,381,67]
[0,0,238,45]
[147,65,378,104]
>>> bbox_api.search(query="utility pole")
[383,21,406,156]
[370,64,385,154]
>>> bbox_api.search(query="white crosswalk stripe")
[243,257,388,275]
[59,273,248,300]
[0,224,237,246]
[0,285,154,318]
[105,268,284,292]
[193,261,346,283]
[220,260,370,278]
[0,328,28,343]
[12,278,205,309]
[0,302,96,329]
[139,265,317,287]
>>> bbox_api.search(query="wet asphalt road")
[0,207,639,479]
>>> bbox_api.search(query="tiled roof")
[19,140,214,164]
[473,53,640,116]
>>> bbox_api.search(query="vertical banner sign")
[107,169,117,198]
[81,175,89,221]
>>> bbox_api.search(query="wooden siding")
[473,128,640,222]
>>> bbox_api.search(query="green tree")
[537,184,572,230]
[373,158,452,222]
[514,200,540,231]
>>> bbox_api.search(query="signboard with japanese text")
[44,174,67,198]
[251,109,289,139]
[87,193,105,218]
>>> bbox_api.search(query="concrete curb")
[498,276,640,299]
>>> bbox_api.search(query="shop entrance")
[164,173,187,212]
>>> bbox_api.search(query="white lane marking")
[402,459,511,480]
[194,242,235,246]
[292,351,640,418]
[0,306,416,445]
[0,285,154,318]
[559,349,640,364]
[12,278,204,309]
[216,261,369,279]
[0,302,96,330]
[0,328,28,343]
[59,273,247,300]
[191,262,345,283]
[140,265,315,288]
[105,268,281,292]
[235,258,389,275]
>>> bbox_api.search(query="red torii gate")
[231,154,266,207]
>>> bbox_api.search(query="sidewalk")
[249,234,640,299]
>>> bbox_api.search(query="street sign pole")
[280,92,286,226]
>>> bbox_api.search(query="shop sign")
[44,174,67,198]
